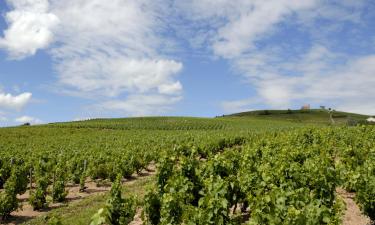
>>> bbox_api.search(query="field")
[227,109,369,125]
[0,111,374,225]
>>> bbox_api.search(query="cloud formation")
[0,0,59,59]
[15,115,42,124]
[176,0,374,114]
[97,94,182,116]
[49,0,184,115]
[0,92,32,111]
[175,0,317,57]
[1,0,374,116]
[1,0,184,116]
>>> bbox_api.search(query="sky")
[0,0,375,126]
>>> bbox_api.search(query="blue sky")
[0,0,374,126]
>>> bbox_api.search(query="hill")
[1,111,374,225]
[225,109,370,125]
[47,116,306,131]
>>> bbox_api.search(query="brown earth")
[337,188,371,225]
[129,208,143,225]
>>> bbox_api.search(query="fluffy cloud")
[1,0,373,116]
[15,115,42,124]
[56,57,183,97]
[0,92,32,110]
[49,0,183,115]
[97,94,182,116]
[229,47,375,114]
[0,0,59,59]
[176,0,374,114]
[1,0,184,116]
[175,0,317,58]
[220,98,258,114]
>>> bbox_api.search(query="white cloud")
[212,1,317,58]
[158,82,183,95]
[48,0,183,114]
[73,117,93,122]
[56,57,183,97]
[226,47,375,114]
[97,94,182,116]
[0,0,59,59]
[176,0,374,115]
[0,0,184,115]
[1,0,373,116]
[175,0,317,58]
[15,115,42,124]
[220,98,258,114]
[0,0,183,116]
[0,92,32,110]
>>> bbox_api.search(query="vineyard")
[0,116,374,224]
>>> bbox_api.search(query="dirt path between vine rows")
[336,188,371,225]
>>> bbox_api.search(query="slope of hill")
[1,111,373,225]
[47,116,306,131]
[225,109,370,125]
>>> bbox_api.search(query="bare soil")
[129,208,143,225]
[337,188,371,225]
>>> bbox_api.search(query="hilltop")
[225,109,370,125]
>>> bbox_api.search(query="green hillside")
[46,116,306,131]
[1,111,374,225]
[226,109,370,125]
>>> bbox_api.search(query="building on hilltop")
[367,117,375,122]
[301,104,310,110]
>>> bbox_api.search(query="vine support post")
[52,169,56,195]
[29,168,33,193]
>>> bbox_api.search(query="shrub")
[29,176,49,210]
[90,174,136,225]
[0,176,18,220]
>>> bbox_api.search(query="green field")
[227,109,369,124]
[0,111,374,225]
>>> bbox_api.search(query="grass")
[23,176,154,225]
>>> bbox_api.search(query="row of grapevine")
[0,126,250,220]
[140,127,374,225]
[1,120,374,224]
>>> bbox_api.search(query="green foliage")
[90,175,136,225]
[46,216,63,225]
[159,174,194,225]
[29,180,48,210]
[107,175,136,225]
[355,160,375,220]
[90,208,109,225]
[0,166,30,219]
[52,168,68,202]
[29,167,49,210]
[194,176,231,225]
[1,115,375,224]
[0,191,18,220]
[0,173,19,219]
[143,189,162,225]
[144,127,375,224]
